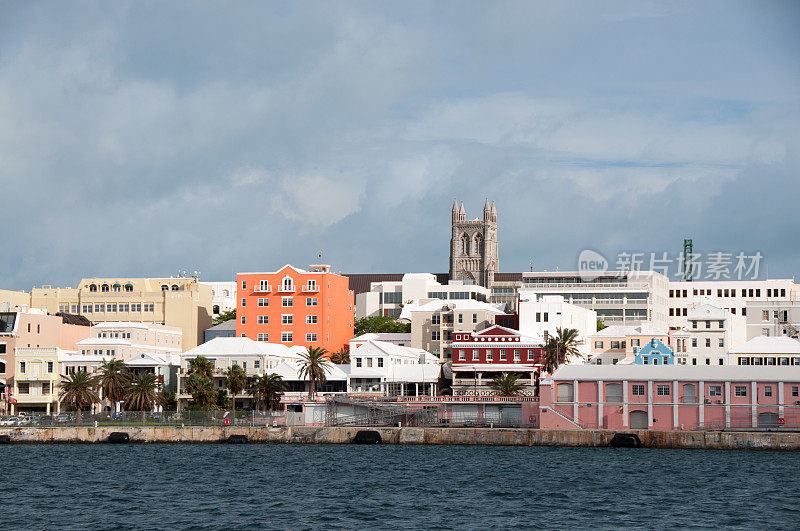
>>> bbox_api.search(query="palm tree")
[159,389,177,411]
[330,347,350,365]
[124,372,163,422]
[543,327,583,373]
[97,359,129,413]
[60,371,100,424]
[298,346,332,400]
[186,373,217,409]
[490,373,525,397]
[188,356,214,379]
[248,373,288,412]
[224,364,247,415]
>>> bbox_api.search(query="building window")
[41,382,50,395]
[513,349,520,362]
[47,361,54,373]
[594,341,603,349]
[431,314,441,325]
[19,361,26,373]
[472,314,477,324]
[366,358,373,368]
[762,328,770,337]
[543,312,548,322]
[241,298,246,307]
[258,298,268,307]
[657,385,670,396]
[692,338,698,348]
[764,386,773,397]
[431,331,440,341]
[282,297,293,307]
[144,303,154,312]
[718,338,724,348]
[458,349,466,361]
[306,297,318,307]
[536,312,541,322]
[792,386,799,397]
[457,314,463,324]
[735,386,747,397]
[499,349,507,361]
[281,315,293,325]
[257,316,269,324]
[705,338,711,347]
[486,350,493,361]
[254,360,260,369]
[306,315,317,324]
[306,333,317,342]
[472,349,479,361]
[709,386,722,396]
[241,280,247,290]
[257,333,269,342]
[762,310,769,321]
[259,280,270,291]
[610,341,620,349]
[692,320,698,329]
[356,358,362,367]
[18,382,29,394]
[631,339,640,347]
[281,332,293,343]
[632,384,645,396]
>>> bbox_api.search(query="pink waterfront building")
[539,365,800,430]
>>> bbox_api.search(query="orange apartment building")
[236,264,354,353]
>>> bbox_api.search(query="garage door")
[629,410,648,429]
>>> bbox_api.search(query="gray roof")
[205,319,237,331]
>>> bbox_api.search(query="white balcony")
[253,284,273,293]
[302,284,319,293]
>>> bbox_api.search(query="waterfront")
[6,444,799,529]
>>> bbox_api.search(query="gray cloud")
[0,1,798,289]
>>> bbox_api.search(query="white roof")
[729,336,800,355]
[551,364,800,381]
[400,298,505,320]
[93,322,182,333]
[76,337,131,346]
[181,337,303,359]
[591,321,667,338]
[352,340,434,362]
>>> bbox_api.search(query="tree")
[249,373,287,412]
[59,371,100,423]
[354,316,411,336]
[298,346,332,400]
[330,347,350,365]
[188,356,214,379]
[216,388,229,409]
[159,389,177,411]
[213,309,236,325]
[597,319,607,331]
[224,364,247,414]
[125,372,163,422]
[97,359,129,413]
[490,373,525,397]
[186,373,216,409]
[543,327,583,373]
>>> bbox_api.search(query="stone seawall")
[0,426,798,450]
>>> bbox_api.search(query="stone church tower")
[449,199,499,287]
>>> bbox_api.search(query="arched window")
[171,284,179,291]
[89,284,97,292]
[461,233,470,255]
[474,233,484,255]
[282,276,294,291]
[124,284,133,292]
[112,283,121,292]
[161,285,169,291]
[101,284,110,292]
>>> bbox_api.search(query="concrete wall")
[1,426,799,450]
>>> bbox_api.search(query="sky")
[1,0,799,289]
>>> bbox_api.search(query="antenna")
[530,259,533,272]
[318,250,323,264]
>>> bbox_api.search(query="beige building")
[11,347,66,414]
[29,277,213,350]
[587,322,669,365]
[401,299,507,361]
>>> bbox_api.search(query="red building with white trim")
[450,325,543,396]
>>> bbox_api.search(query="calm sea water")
[4,444,798,529]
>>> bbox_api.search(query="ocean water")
[5,444,798,529]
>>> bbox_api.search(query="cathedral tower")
[449,199,499,287]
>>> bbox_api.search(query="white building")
[349,333,411,351]
[356,273,491,319]
[745,300,800,340]
[177,337,348,408]
[520,270,669,330]
[75,322,183,361]
[201,280,237,317]
[667,279,799,329]
[672,304,746,366]
[517,292,597,357]
[348,340,440,396]
[729,336,800,366]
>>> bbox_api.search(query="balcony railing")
[252,284,273,293]
[302,284,319,293]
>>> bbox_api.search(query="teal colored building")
[634,338,675,365]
